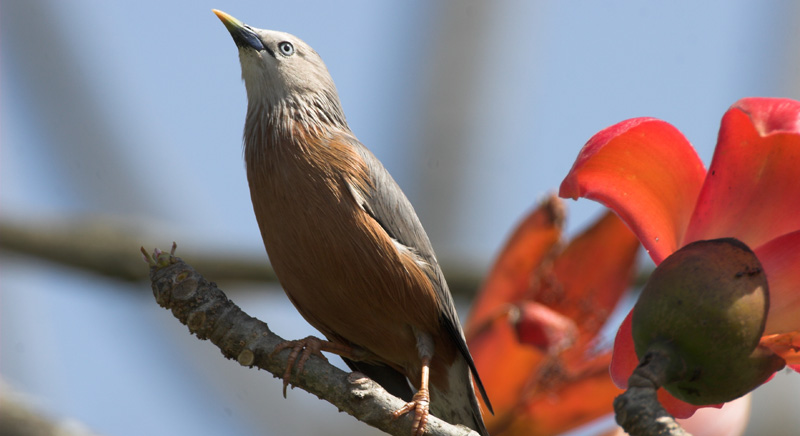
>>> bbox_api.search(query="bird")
[212,10,492,435]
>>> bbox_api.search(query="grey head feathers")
[235,27,348,133]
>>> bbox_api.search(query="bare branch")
[613,351,692,436]
[144,246,478,436]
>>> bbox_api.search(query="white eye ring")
[278,41,295,56]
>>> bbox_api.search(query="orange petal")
[548,210,639,348]
[754,230,800,334]
[498,358,620,436]
[468,312,545,424]
[466,195,564,333]
[684,98,800,248]
[760,332,800,369]
[560,118,706,264]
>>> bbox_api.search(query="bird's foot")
[270,335,353,397]
[392,388,430,436]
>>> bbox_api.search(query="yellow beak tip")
[212,9,242,28]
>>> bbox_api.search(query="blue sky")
[2,1,799,435]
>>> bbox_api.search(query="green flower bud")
[632,238,785,405]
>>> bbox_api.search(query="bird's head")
[213,10,345,128]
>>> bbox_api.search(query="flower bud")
[632,238,785,404]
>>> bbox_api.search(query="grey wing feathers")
[348,138,493,415]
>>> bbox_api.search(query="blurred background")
[2,1,799,435]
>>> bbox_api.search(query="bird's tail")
[431,356,490,436]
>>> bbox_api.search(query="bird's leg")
[393,332,433,436]
[271,335,358,397]
[393,356,431,436]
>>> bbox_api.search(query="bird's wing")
[345,135,492,414]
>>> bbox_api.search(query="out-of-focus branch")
[0,218,493,295]
[0,218,276,282]
[613,351,692,436]
[1,216,651,295]
[143,245,478,436]
[0,381,101,436]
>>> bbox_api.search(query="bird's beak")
[212,9,264,51]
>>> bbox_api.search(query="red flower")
[560,97,800,417]
[466,196,640,435]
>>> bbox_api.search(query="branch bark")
[143,245,478,436]
[613,351,692,436]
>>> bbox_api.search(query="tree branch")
[0,218,277,282]
[0,380,101,436]
[143,245,478,436]
[613,351,692,436]
[0,217,492,296]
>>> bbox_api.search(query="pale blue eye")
[278,41,294,56]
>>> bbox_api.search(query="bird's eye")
[278,41,295,56]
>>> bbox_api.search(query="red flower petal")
[609,311,638,389]
[513,302,578,353]
[755,230,800,334]
[737,97,800,136]
[466,196,564,333]
[610,311,713,418]
[560,118,706,264]
[658,389,713,419]
[684,98,800,248]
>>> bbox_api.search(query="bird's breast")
[245,132,448,374]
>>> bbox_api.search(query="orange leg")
[270,335,356,397]
[392,355,431,436]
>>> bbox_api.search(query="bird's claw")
[270,336,330,397]
[392,389,430,436]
